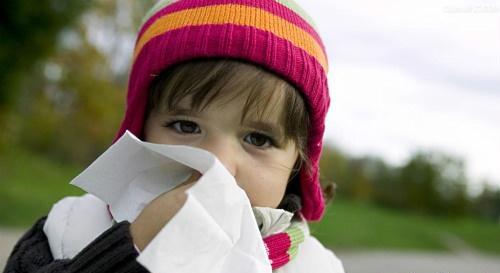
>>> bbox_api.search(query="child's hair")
[144,58,335,213]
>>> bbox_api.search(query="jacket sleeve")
[3,217,149,273]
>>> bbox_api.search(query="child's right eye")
[166,120,201,134]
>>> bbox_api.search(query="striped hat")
[114,0,330,221]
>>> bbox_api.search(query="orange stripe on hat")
[134,4,328,71]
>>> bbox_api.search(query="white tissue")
[71,130,207,222]
[70,130,272,273]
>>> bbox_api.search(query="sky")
[296,0,500,189]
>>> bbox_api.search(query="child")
[4,0,344,272]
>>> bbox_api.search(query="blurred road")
[2,228,500,272]
[0,228,24,270]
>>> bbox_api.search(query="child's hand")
[130,171,201,251]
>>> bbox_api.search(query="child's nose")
[200,139,238,177]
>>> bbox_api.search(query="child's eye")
[166,120,201,134]
[244,133,275,148]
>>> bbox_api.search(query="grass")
[0,146,84,226]
[1,146,499,255]
[446,217,500,254]
[311,198,500,255]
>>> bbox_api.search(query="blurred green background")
[0,0,499,255]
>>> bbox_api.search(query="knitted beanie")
[114,0,330,221]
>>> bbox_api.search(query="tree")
[0,0,92,106]
[1,0,157,162]
[473,182,500,221]
[0,0,92,146]
[397,152,469,217]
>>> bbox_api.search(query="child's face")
[144,95,299,208]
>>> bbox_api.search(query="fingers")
[130,171,203,251]
[188,170,202,183]
[177,170,202,189]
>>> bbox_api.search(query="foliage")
[1,0,160,163]
[12,27,125,164]
[321,146,500,221]
[472,183,500,221]
[0,0,92,107]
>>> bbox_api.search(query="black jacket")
[3,217,148,273]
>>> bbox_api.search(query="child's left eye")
[244,133,274,148]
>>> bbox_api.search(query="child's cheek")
[236,172,288,208]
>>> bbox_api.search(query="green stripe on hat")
[142,0,179,25]
[143,0,318,31]
[274,0,319,31]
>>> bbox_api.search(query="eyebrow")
[165,108,202,117]
[244,121,283,137]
